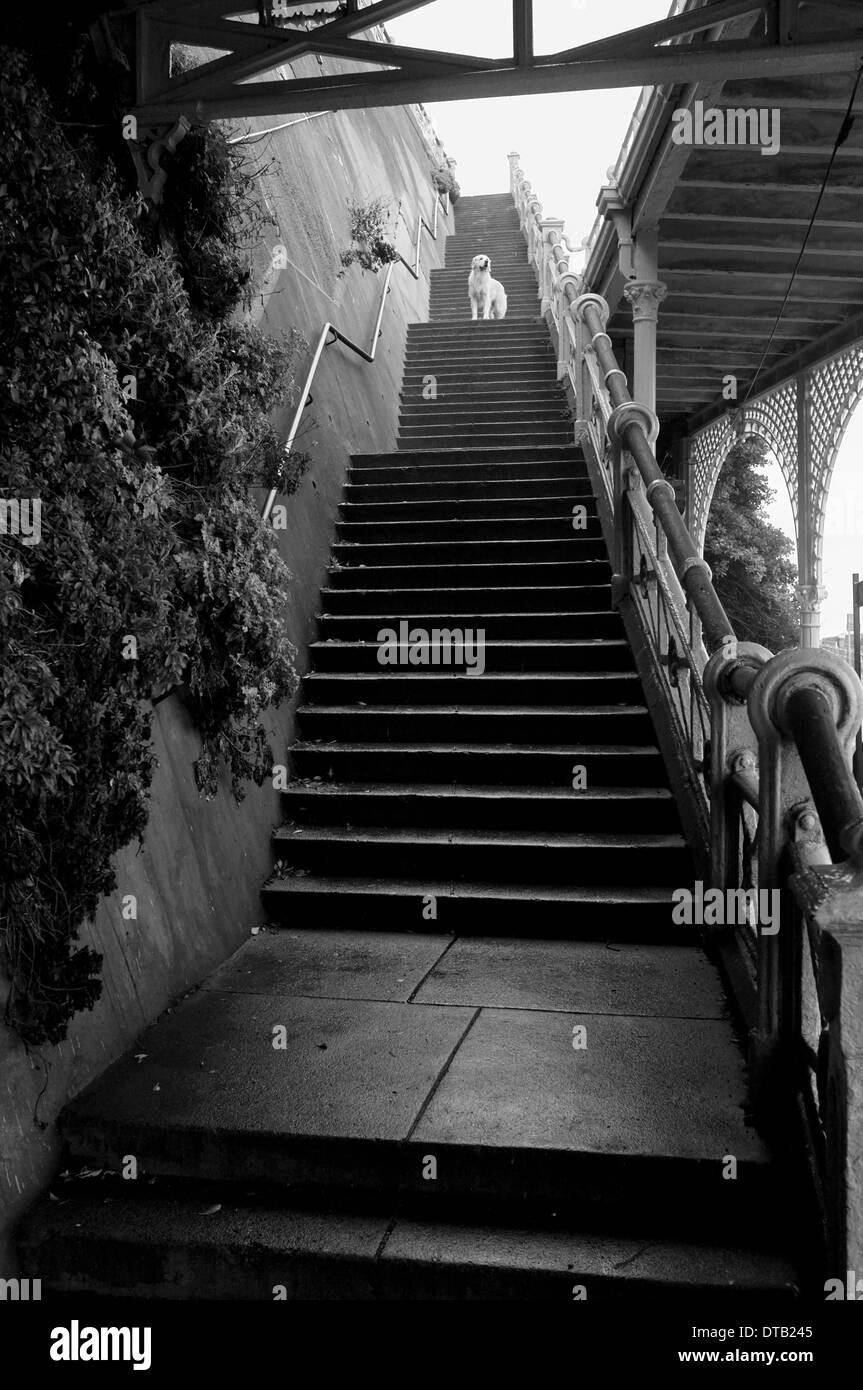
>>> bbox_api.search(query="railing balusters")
[510,152,863,1276]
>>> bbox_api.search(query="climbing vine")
[0,49,306,1044]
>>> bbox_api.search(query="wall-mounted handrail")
[398,186,449,282]
[262,186,450,523]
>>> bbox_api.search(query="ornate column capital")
[797,583,828,612]
[623,279,668,324]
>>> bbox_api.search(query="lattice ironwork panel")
[742,379,799,525]
[808,344,863,569]
[689,416,734,552]
[689,381,799,554]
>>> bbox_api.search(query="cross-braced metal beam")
[127,0,863,125]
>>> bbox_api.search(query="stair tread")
[291,740,658,752]
[23,1194,797,1297]
[308,653,625,662]
[311,640,628,650]
[298,703,646,714]
[281,781,672,800]
[273,824,685,849]
[265,876,676,898]
[54,979,767,1170]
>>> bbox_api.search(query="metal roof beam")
[133,41,863,121]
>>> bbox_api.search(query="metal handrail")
[262,186,450,523]
[786,685,863,867]
[577,299,738,660]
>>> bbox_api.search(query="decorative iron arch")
[688,343,863,646]
[689,381,798,555]
[807,344,863,582]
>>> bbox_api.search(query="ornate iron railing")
[510,152,863,1280]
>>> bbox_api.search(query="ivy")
[0,50,307,1044]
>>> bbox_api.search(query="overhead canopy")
[132,1,863,126]
[581,0,863,434]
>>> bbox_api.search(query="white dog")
[468,254,508,320]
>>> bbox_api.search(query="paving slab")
[204,929,452,1002]
[64,989,475,1143]
[411,1008,765,1162]
[413,937,726,1017]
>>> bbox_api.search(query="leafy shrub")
[432,162,460,204]
[704,437,799,651]
[0,49,306,1044]
[338,196,399,276]
[159,52,279,318]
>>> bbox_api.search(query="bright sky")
[389,0,863,641]
[389,0,668,251]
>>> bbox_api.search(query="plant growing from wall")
[0,49,307,1045]
[338,196,400,276]
[432,161,460,204]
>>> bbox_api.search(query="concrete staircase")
[19,194,803,1301]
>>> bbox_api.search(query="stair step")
[343,480,588,503]
[263,876,692,936]
[399,394,566,409]
[17,1193,799,1301]
[398,413,568,430]
[295,705,653,742]
[396,434,574,451]
[319,584,614,613]
[350,445,583,466]
[308,639,632,674]
[315,610,616,640]
[280,780,680,831]
[44,975,781,1247]
[347,461,587,485]
[339,492,590,518]
[270,823,689,886]
[333,538,604,567]
[302,669,637,700]
[336,515,599,542]
[289,742,667,787]
[326,560,612,590]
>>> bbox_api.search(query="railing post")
[607,399,659,603]
[747,649,863,1114]
[703,643,773,914]
[539,217,565,314]
[792,863,863,1280]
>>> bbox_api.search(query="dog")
[468,254,508,320]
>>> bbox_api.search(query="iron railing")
[510,152,863,1279]
[262,185,450,523]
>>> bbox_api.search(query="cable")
[743,60,863,405]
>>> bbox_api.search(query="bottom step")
[20,1195,799,1302]
[262,877,688,939]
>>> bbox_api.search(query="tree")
[703,436,799,652]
